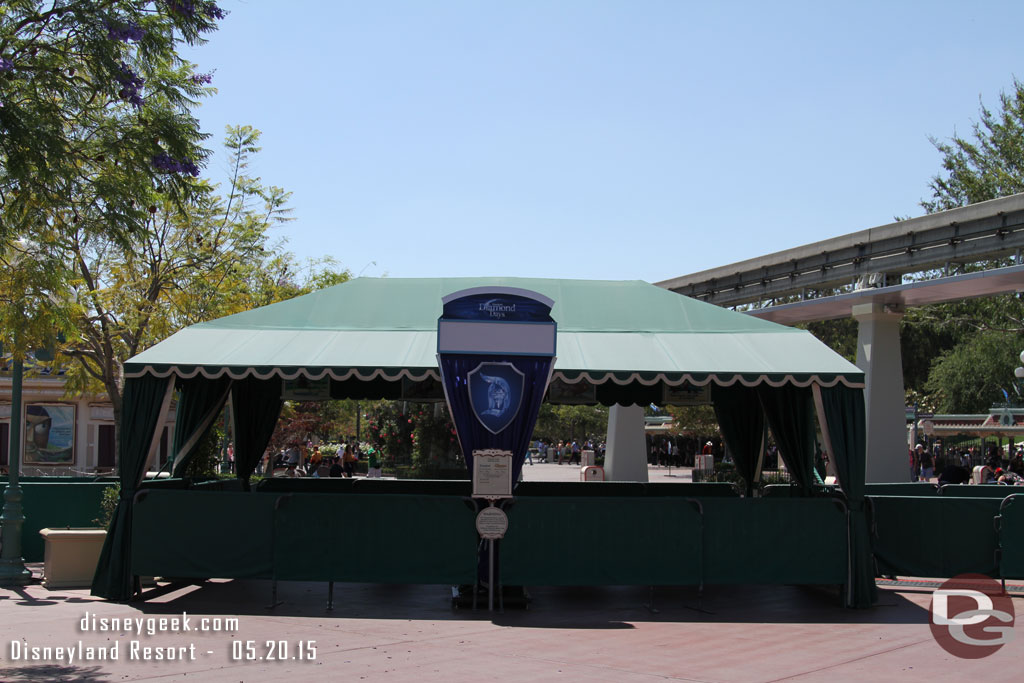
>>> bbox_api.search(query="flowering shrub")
[411,405,461,473]
[365,403,414,466]
[365,402,462,474]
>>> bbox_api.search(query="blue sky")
[183,1,1024,282]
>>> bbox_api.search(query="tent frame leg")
[644,585,659,614]
[266,579,283,609]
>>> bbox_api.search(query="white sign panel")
[472,449,514,499]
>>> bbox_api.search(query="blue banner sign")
[438,287,556,483]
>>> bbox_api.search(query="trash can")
[581,449,595,467]
[581,466,604,482]
[693,454,714,482]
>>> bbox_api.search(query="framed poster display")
[24,404,75,465]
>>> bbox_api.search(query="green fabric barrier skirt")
[253,478,473,496]
[997,494,1024,579]
[255,477,358,494]
[864,483,938,496]
[700,498,847,585]
[132,491,277,579]
[500,497,847,587]
[18,482,113,561]
[632,483,740,497]
[501,497,703,585]
[869,496,1002,578]
[939,485,1019,498]
[272,493,477,585]
[189,479,246,492]
[512,482,739,497]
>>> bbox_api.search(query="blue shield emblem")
[468,362,525,434]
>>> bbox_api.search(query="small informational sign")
[472,449,514,499]
[475,506,509,539]
[663,383,710,406]
[282,376,331,401]
[547,378,597,404]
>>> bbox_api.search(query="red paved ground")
[2,574,1022,682]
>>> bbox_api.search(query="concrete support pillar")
[853,303,907,483]
[604,404,649,482]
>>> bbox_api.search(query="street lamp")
[0,239,32,585]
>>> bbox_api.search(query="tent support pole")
[645,586,659,614]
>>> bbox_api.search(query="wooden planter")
[38,528,106,590]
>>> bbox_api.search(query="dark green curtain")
[816,383,877,608]
[170,376,233,477]
[758,384,815,494]
[231,376,283,486]
[712,385,765,497]
[91,375,174,601]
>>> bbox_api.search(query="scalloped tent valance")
[124,276,862,396]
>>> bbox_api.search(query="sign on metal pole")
[475,506,509,540]
[472,449,514,499]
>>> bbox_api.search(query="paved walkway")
[2,570,1022,681]
[4,466,1021,681]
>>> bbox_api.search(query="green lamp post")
[0,238,34,585]
[0,321,31,585]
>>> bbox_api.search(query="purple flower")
[0,57,13,72]
[205,3,226,20]
[105,19,146,42]
[190,71,214,85]
[169,1,224,20]
[114,63,144,107]
[152,153,200,177]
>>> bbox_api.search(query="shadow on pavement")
[119,579,931,627]
[0,664,110,682]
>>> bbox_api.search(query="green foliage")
[925,330,1024,413]
[907,79,1024,411]
[664,404,719,437]
[0,0,223,247]
[0,238,75,360]
[268,400,349,452]
[365,402,415,466]
[181,420,223,478]
[801,318,858,363]
[93,483,121,529]
[923,78,1024,212]
[533,404,608,442]
[409,404,459,473]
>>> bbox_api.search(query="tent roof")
[125,277,863,388]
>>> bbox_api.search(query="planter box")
[38,528,106,589]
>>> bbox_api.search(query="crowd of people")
[526,439,604,465]
[257,440,383,478]
[912,442,1024,485]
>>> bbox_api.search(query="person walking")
[917,444,934,481]
[342,444,357,478]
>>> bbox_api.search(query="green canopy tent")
[91,277,874,607]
